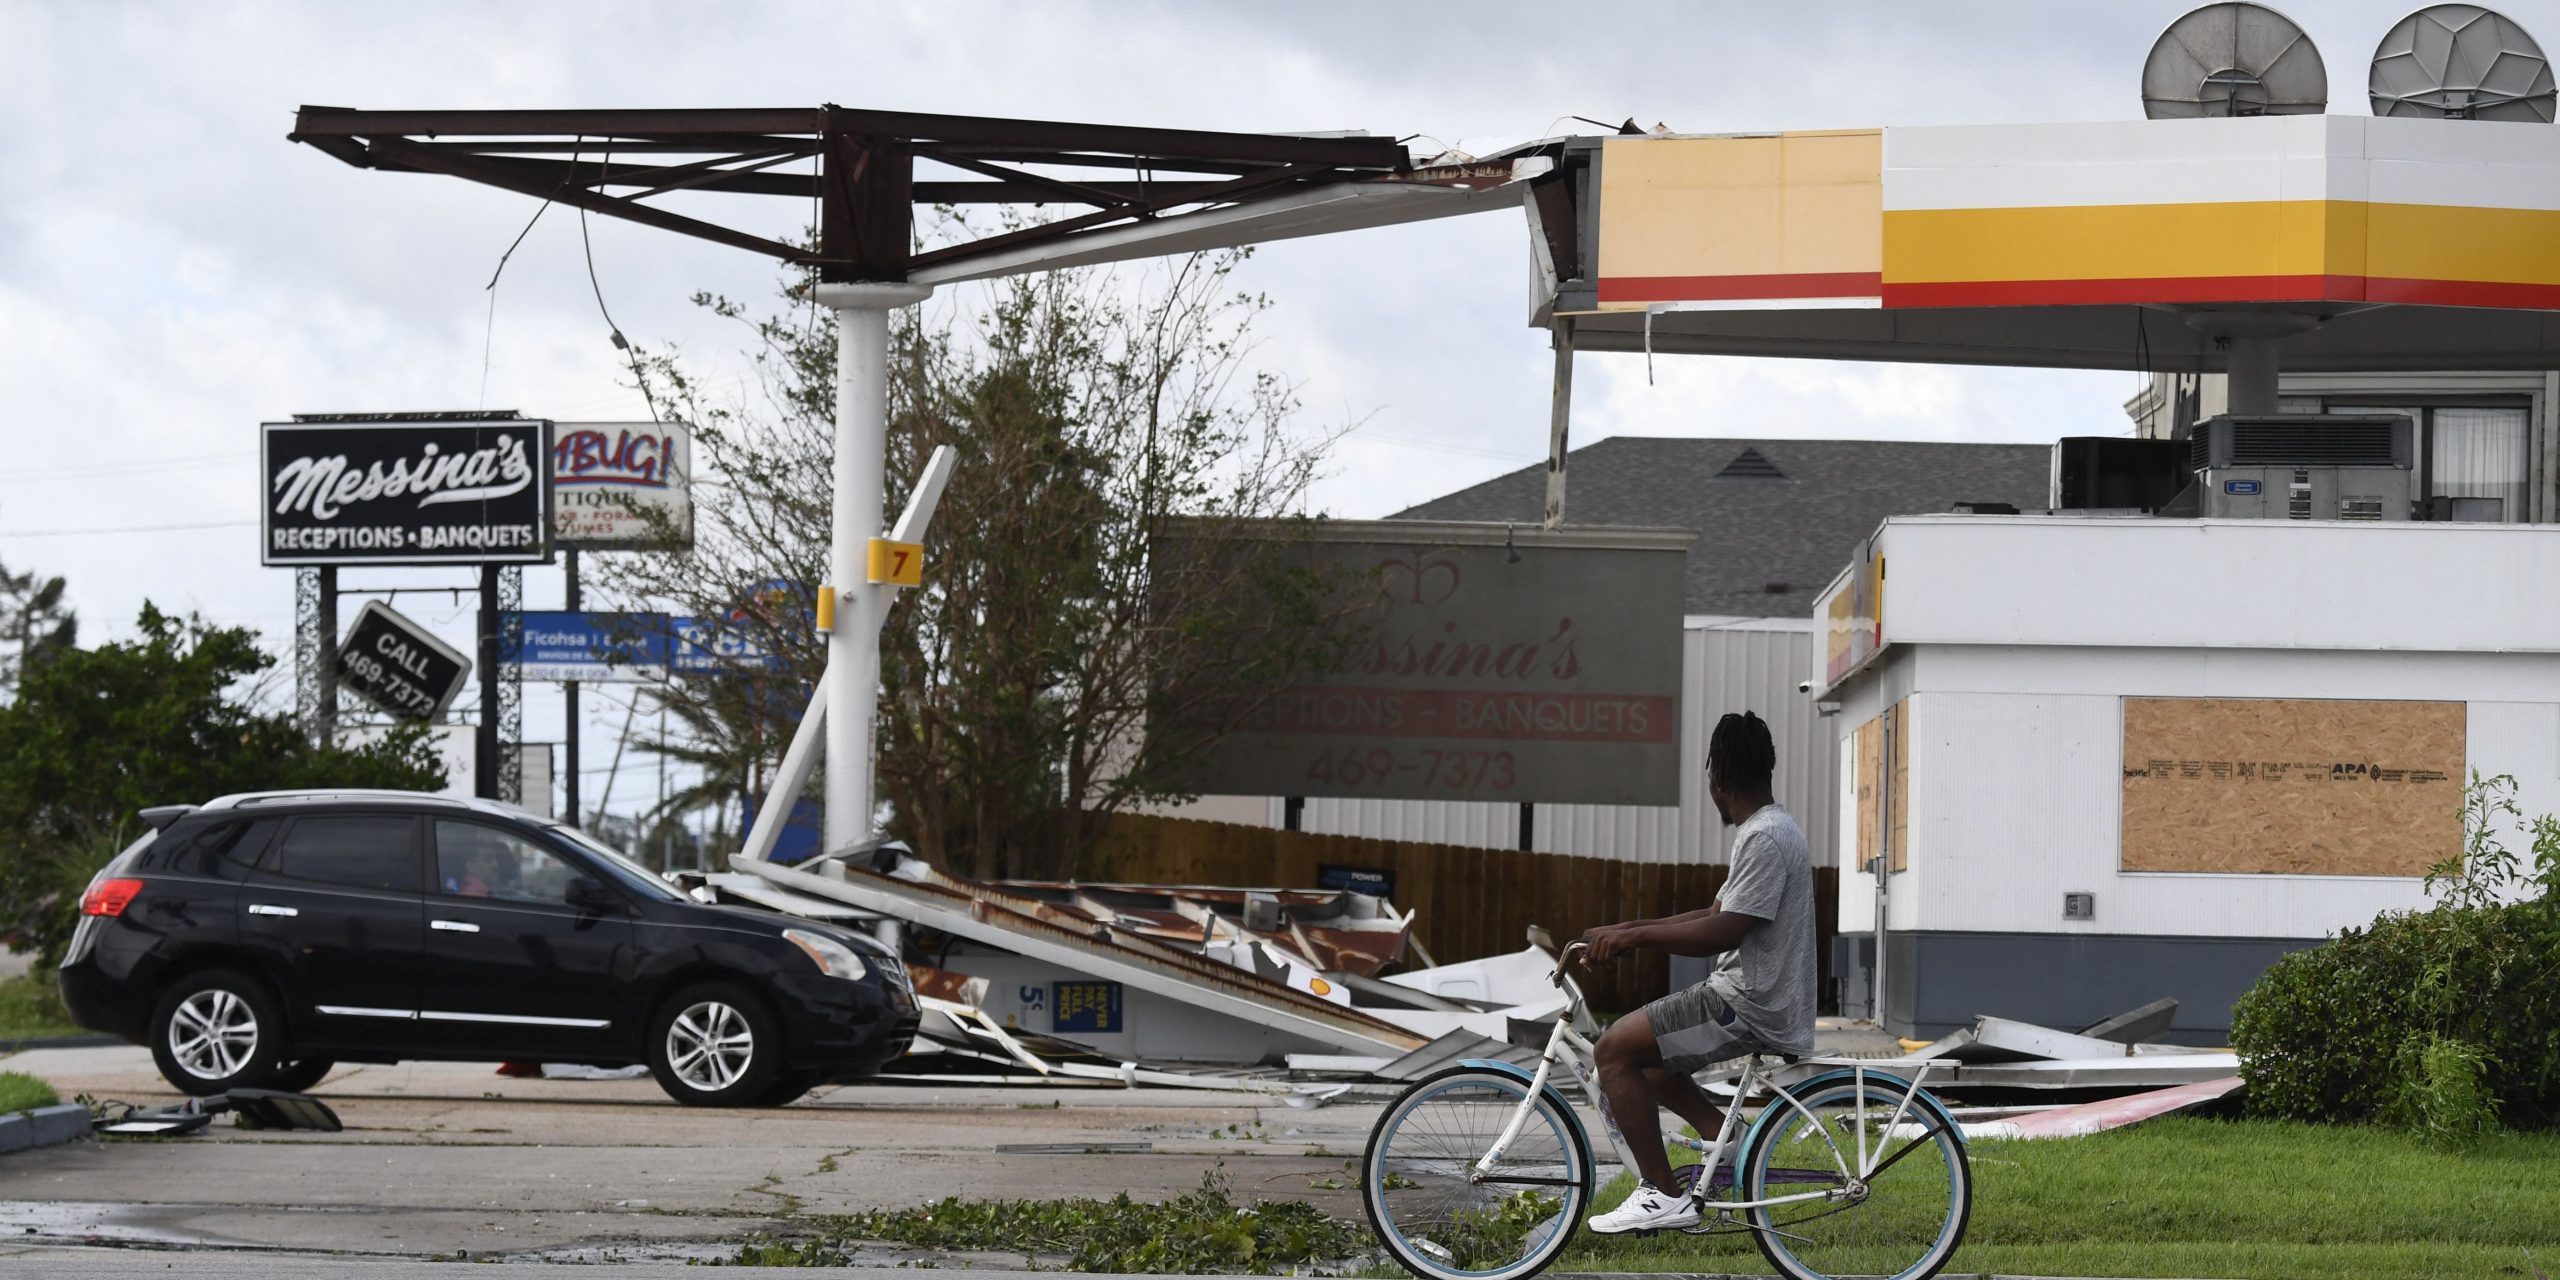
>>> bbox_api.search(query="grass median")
[0,971,83,1042]
[1572,1115,2560,1280]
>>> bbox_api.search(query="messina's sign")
[1171,521,1694,807]
[262,418,554,565]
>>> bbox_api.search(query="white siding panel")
[2469,702,2560,893]
[1879,517,2560,657]
[1907,692,2118,935]
[1921,645,2560,704]
[1905,689,2446,939]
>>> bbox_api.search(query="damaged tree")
[607,247,1353,879]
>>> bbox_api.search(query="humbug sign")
[551,422,693,550]
[262,416,554,565]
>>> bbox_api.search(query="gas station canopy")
[1536,115,2560,372]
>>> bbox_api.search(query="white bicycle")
[1361,939,1971,1280]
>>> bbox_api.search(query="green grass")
[0,1071,59,1114]
[0,972,83,1041]
[1570,1116,2560,1280]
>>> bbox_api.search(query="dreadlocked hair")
[1709,710,1776,796]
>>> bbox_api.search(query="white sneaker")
[1586,1182,1701,1235]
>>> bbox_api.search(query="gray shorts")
[1643,982,1771,1075]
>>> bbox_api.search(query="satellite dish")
[2143,3,2330,118]
[2371,5,2557,122]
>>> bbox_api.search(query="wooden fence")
[1084,813,1839,1013]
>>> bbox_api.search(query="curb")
[0,1034,123,1053]
[0,1105,92,1156]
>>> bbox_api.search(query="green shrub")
[2231,773,2560,1133]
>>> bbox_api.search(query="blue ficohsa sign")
[1052,980,1124,1034]
[2224,479,2263,495]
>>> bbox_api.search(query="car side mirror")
[566,876,618,913]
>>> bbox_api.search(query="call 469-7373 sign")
[337,600,472,720]
[262,417,554,565]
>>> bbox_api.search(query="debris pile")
[1863,999,2243,1140]
[702,846,2239,1143]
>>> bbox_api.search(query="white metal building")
[1818,514,2560,1039]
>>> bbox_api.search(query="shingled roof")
[1391,437,2053,617]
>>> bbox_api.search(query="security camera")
[1796,679,1815,694]
[1815,700,1843,717]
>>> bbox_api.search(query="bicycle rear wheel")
[1363,1067,1594,1280]
[1739,1071,1970,1280]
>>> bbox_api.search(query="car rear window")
[146,818,282,881]
[267,815,420,894]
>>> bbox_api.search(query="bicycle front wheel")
[1740,1071,1971,1280]
[1362,1066,1594,1280]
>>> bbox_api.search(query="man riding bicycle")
[1578,710,1818,1235]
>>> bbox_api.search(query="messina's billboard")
[262,417,554,566]
[1167,520,1693,807]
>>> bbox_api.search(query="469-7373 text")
[340,648,440,717]
[1305,747,1517,793]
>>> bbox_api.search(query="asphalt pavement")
[0,1044,1377,1263]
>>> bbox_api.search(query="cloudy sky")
[0,0,2452,825]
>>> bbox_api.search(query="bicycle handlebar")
[1552,940,1589,985]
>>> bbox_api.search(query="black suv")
[60,790,918,1107]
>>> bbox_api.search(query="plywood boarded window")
[1853,699,1912,874]
[1888,700,1910,873]
[1854,714,1881,872]
[2120,697,2464,876]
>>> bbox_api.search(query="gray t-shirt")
[1705,804,1817,1056]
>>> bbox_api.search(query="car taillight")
[79,878,143,917]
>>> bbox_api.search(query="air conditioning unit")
[2052,437,2184,511]
[2177,414,2415,521]
[2185,414,2413,471]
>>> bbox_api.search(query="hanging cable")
[478,139,573,409]
[579,144,669,426]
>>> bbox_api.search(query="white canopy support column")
[735,441,955,867]
[814,282,933,858]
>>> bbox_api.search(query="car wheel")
[148,970,286,1096]
[647,981,784,1107]
[269,1058,336,1093]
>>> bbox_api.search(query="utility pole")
[656,701,669,871]
[475,566,499,799]
[563,548,582,825]
[315,567,338,749]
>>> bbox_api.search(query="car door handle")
[430,919,480,933]
[246,904,298,918]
